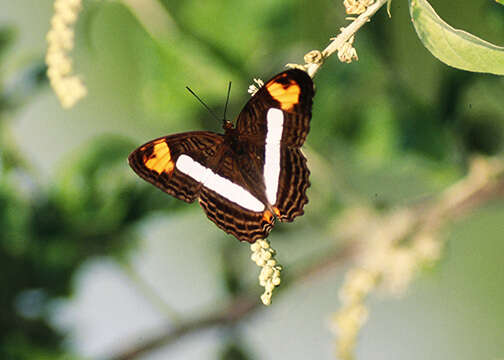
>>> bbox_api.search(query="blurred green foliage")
[0,0,503,359]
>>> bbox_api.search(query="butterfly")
[128,69,315,242]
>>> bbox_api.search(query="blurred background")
[1,0,504,359]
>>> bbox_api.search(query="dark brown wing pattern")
[236,69,314,223]
[129,133,275,242]
[128,132,223,203]
[273,147,310,222]
[199,188,275,243]
[198,150,274,243]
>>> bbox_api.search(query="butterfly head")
[223,119,234,131]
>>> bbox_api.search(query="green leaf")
[496,0,504,5]
[409,0,504,75]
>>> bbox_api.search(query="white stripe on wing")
[264,108,284,205]
[176,154,265,212]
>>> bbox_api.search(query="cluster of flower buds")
[250,239,282,306]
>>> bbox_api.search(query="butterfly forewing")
[236,69,314,147]
[128,132,224,203]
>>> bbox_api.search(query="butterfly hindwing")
[272,147,310,222]
[199,187,275,243]
[128,132,224,203]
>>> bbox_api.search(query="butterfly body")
[129,69,314,242]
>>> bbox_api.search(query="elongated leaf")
[409,0,504,75]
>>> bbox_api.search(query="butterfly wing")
[236,68,314,146]
[272,147,310,222]
[199,187,275,243]
[130,132,275,242]
[128,131,224,203]
[236,69,314,222]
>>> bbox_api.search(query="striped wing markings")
[263,107,310,221]
[263,108,284,205]
[198,188,274,243]
[176,154,265,212]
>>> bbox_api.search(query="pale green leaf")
[409,0,504,75]
[496,0,504,5]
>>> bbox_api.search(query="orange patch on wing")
[272,206,281,217]
[263,210,274,223]
[144,141,175,175]
[266,80,301,111]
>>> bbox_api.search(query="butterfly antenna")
[186,86,220,123]
[223,81,232,121]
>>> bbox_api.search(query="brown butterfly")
[128,69,314,242]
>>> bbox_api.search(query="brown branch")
[111,295,258,360]
[111,244,356,360]
[414,157,504,234]
[304,0,389,77]
[332,157,504,360]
